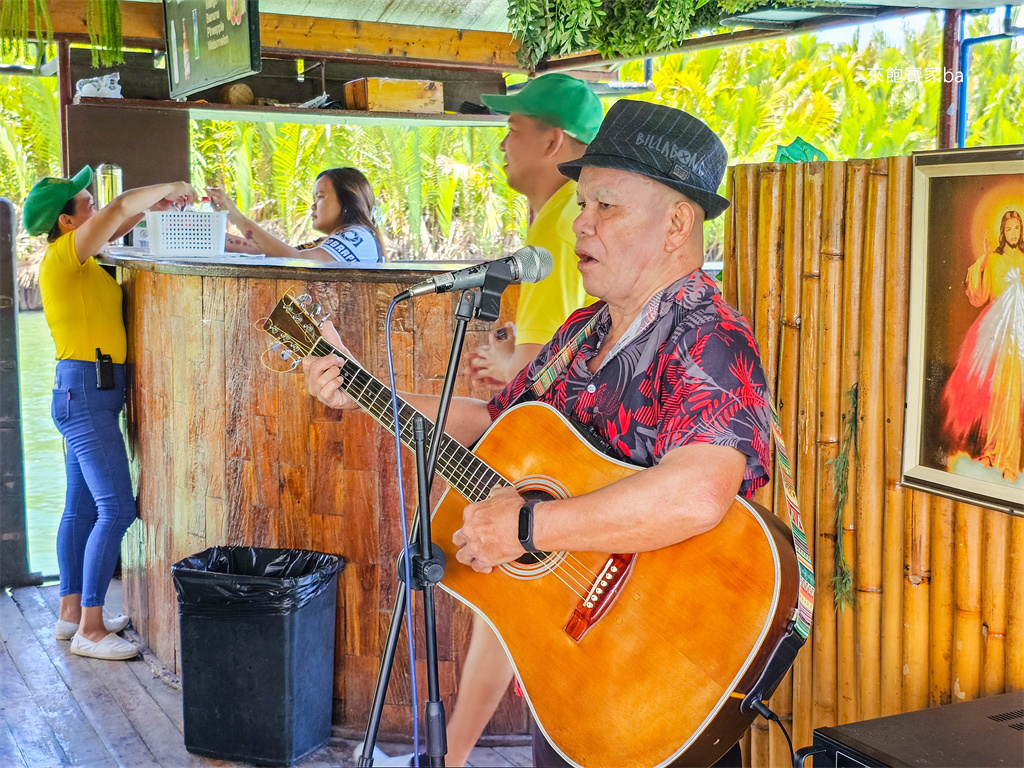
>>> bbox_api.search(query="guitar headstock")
[262,292,328,370]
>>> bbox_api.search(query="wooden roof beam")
[34,0,522,73]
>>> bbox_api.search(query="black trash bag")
[171,546,344,616]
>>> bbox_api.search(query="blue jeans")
[51,360,136,608]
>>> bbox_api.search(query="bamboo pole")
[853,159,888,722]
[769,164,802,768]
[788,163,822,754]
[903,491,931,711]
[749,717,770,768]
[752,165,785,522]
[953,502,982,702]
[881,156,911,716]
[1007,515,1024,691]
[732,162,765,768]
[981,509,1008,696]
[930,495,955,706]
[723,167,738,309]
[734,164,759,322]
[837,160,870,724]
[814,161,846,732]
[755,164,786,393]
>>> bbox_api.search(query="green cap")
[481,74,603,144]
[23,166,94,236]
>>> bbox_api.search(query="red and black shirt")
[487,270,771,497]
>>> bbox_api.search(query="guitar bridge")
[564,553,635,642]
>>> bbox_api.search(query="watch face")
[518,505,531,542]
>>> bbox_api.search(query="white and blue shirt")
[318,226,382,264]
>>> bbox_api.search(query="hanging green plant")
[827,382,858,610]
[87,0,124,67]
[0,0,53,62]
[508,0,817,68]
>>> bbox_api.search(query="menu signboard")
[164,0,261,100]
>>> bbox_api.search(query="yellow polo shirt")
[515,181,595,346]
[39,231,127,363]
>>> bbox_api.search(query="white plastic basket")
[145,210,228,256]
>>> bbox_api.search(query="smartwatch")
[518,498,541,553]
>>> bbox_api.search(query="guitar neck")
[309,338,508,503]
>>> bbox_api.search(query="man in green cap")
[371,74,603,767]
[467,73,603,390]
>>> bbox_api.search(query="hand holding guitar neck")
[300,319,359,412]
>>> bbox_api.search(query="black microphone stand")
[356,264,513,768]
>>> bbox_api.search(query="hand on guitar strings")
[453,485,530,573]
[301,319,359,411]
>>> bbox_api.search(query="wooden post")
[903,491,931,711]
[930,496,955,706]
[1007,516,1024,691]
[938,10,964,148]
[881,156,911,716]
[853,158,888,722]
[770,164,802,767]
[981,509,1008,696]
[814,162,847,731]
[723,168,738,309]
[953,503,983,702]
[837,160,870,724]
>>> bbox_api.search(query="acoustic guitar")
[263,293,800,768]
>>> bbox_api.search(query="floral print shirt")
[487,269,771,496]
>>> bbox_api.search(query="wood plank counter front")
[103,251,528,738]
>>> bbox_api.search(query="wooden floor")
[0,582,532,768]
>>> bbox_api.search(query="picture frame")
[902,145,1024,514]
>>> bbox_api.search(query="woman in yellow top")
[942,209,1024,482]
[24,167,197,661]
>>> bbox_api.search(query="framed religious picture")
[902,145,1024,514]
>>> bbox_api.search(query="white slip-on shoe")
[54,619,79,641]
[55,612,131,641]
[70,632,139,660]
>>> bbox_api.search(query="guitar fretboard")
[310,338,510,502]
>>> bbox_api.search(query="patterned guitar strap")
[528,315,814,643]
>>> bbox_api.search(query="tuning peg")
[280,348,293,361]
[317,313,331,327]
[310,303,322,316]
[289,359,300,371]
[270,341,282,352]
[297,293,312,306]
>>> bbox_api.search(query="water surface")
[17,309,63,577]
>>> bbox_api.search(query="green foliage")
[189,118,527,261]
[827,384,858,610]
[0,74,60,200]
[0,1,52,63]
[86,0,125,67]
[1,12,1021,265]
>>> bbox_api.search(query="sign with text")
[164,0,261,100]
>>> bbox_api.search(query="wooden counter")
[105,250,528,737]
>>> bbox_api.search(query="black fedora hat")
[559,100,731,219]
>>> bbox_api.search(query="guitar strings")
[270,328,609,601]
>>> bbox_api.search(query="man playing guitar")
[303,100,771,768]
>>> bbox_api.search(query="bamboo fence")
[723,157,1024,768]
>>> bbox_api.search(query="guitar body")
[433,402,799,768]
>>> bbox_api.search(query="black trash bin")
[171,546,344,766]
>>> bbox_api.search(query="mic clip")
[473,259,514,323]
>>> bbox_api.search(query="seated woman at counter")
[23,166,198,661]
[209,167,385,263]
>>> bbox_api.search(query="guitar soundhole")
[515,489,554,566]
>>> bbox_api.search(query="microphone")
[395,246,554,301]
